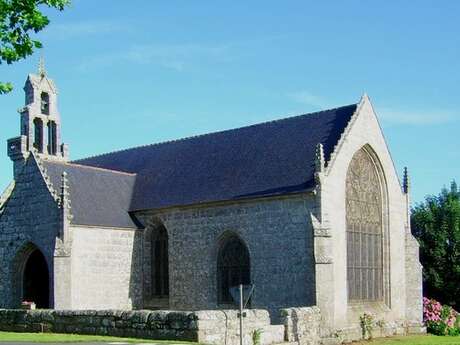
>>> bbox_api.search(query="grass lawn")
[354,335,460,345]
[0,333,459,345]
[0,331,198,343]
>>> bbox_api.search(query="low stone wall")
[196,309,284,345]
[0,309,198,341]
[0,307,421,345]
[0,309,285,345]
[333,320,425,344]
[281,307,321,345]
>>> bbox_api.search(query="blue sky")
[1,1,459,204]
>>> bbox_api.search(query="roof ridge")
[325,95,366,173]
[43,159,137,176]
[74,103,357,164]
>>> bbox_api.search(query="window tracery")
[346,148,384,301]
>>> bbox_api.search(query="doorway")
[22,249,50,308]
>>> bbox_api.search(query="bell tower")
[8,59,69,177]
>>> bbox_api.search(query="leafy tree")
[412,181,460,309]
[0,0,69,94]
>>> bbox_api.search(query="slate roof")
[71,103,358,216]
[42,160,138,228]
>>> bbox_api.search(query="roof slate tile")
[75,104,357,212]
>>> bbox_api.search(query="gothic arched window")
[346,147,384,302]
[217,235,250,304]
[151,226,169,297]
[33,118,43,153]
[41,92,50,115]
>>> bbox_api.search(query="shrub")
[412,183,460,310]
[252,328,263,345]
[423,297,460,336]
[360,313,374,339]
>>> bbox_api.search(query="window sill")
[144,296,169,309]
[347,300,391,314]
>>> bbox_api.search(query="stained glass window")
[346,148,383,301]
[217,236,250,304]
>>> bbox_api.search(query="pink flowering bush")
[423,297,460,336]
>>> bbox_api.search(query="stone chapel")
[0,66,423,335]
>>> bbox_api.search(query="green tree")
[0,0,69,94]
[412,181,460,309]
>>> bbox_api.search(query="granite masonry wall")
[0,306,422,344]
[137,194,317,319]
[281,307,321,345]
[195,309,284,345]
[0,309,199,341]
[405,227,424,333]
[70,226,143,310]
[0,308,288,345]
[0,156,61,309]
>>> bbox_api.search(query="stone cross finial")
[315,143,325,173]
[403,167,410,194]
[38,56,46,77]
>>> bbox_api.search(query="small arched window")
[217,235,250,304]
[47,121,57,155]
[33,118,43,153]
[41,92,50,115]
[151,226,169,297]
[346,147,384,301]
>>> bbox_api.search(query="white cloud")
[125,43,230,70]
[75,33,286,72]
[377,108,458,125]
[44,21,128,40]
[78,42,232,72]
[288,90,330,109]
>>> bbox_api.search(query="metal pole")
[239,284,243,345]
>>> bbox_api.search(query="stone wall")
[0,156,61,308]
[281,307,321,345]
[0,309,285,345]
[137,194,317,319]
[405,227,424,331]
[330,321,407,344]
[0,306,424,345]
[0,309,198,341]
[70,226,143,310]
[196,309,285,345]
